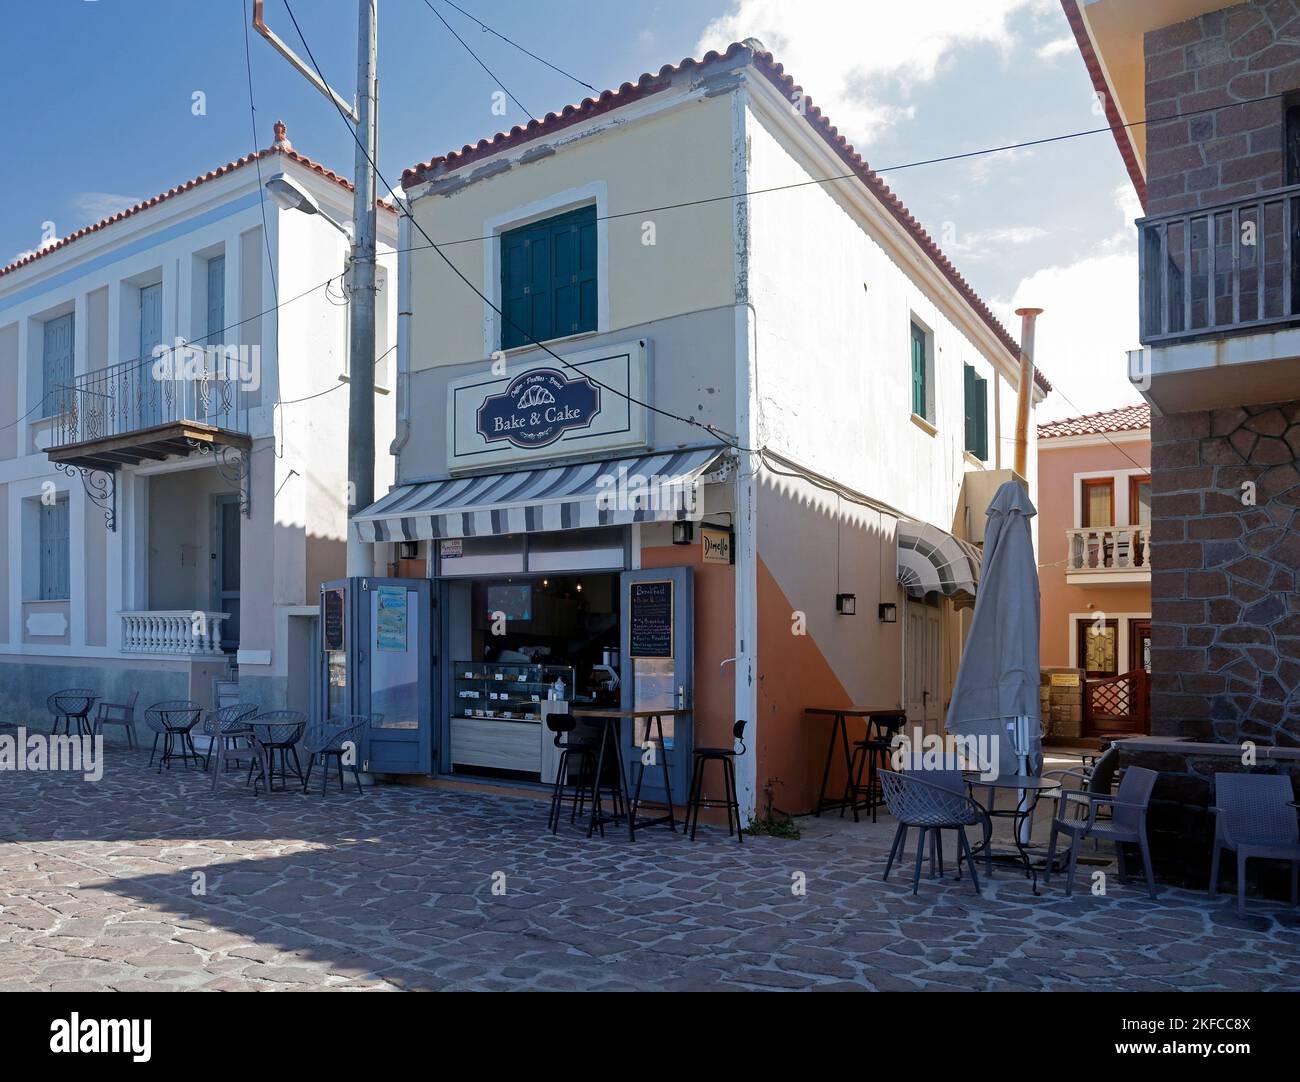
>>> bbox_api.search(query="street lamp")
[265,174,352,239]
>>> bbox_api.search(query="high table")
[571,707,690,841]
[963,772,1062,894]
[806,707,909,818]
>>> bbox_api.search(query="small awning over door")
[354,448,728,543]
[896,519,982,603]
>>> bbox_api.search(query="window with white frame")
[41,312,74,418]
[38,496,70,601]
[909,317,934,423]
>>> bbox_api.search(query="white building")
[0,122,398,726]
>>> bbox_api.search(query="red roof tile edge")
[400,41,1052,394]
[0,141,396,281]
[1037,402,1151,439]
[1060,0,1148,212]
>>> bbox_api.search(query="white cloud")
[997,185,1145,423]
[697,0,1049,142]
[73,191,142,223]
[950,224,1049,261]
[1036,35,1076,60]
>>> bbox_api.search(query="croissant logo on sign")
[476,367,601,450]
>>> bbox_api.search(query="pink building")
[1038,404,1152,740]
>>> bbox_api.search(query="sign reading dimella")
[447,341,648,470]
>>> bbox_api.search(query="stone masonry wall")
[1150,400,1300,746]
[1144,1,1300,216]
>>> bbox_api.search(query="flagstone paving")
[2,730,1298,991]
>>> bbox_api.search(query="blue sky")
[1,0,1145,421]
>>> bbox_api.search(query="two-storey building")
[0,122,398,730]
[1038,403,1152,741]
[351,41,1049,816]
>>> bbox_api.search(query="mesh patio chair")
[1209,773,1300,918]
[144,700,204,773]
[880,768,991,895]
[246,711,307,795]
[47,689,98,737]
[92,690,139,747]
[303,715,367,796]
[1044,764,1158,899]
[203,703,260,773]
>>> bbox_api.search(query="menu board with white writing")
[628,579,673,659]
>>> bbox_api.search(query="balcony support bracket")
[54,462,117,532]
[186,440,250,518]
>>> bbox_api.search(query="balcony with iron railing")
[1138,183,1300,346]
[1065,525,1151,584]
[46,348,251,471]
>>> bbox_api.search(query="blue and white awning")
[354,448,729,543]
[896,519,982,602]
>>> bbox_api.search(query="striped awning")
[896,519,982,602]
[354,448,728,543]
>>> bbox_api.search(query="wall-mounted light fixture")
[835,592,857,616]
[878,602,898,623]
[672,521,694,546]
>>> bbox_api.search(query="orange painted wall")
[1038,436,1152,668]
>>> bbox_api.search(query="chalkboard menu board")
[323,588,346,651]
[628,579,673,659]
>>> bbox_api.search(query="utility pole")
[253,0,378,576]
[347,0,378,576]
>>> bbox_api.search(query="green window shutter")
[500,205,597,350]
[910,322,927,418]
[974,375,988,460]
[963,364,976,452]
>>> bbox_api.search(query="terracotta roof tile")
[0,124,394,281]
[401,42,1053,393]
[1038,402,1150,439]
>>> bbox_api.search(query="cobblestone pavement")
[2,735,1299,991]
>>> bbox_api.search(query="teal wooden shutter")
[42,313,74,417]
[500,206,597,349]
[206,256,225,342]
[40,498,70,600]
[963,364,976,451]
[910,322,927,418]
[974,374,988,460]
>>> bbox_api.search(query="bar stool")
[844,711,908,823]
[545,712,599,834]
[684,720,747,844]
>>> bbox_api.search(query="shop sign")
[375,586,408,651]
[440,539,463,559]
[701,526,733,565]
[476,367,600,450]
[628,579,673,659]
[1050,672,1081,687]
[323,588,345,651]
[447,341,647,470]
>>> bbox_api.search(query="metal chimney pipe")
[1013,307,1042,479]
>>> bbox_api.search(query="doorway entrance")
[904,597,942,738]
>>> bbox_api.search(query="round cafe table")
[963,773,1061,895]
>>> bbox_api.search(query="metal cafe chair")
[203,703,260,773]
[683,720,748,844]
[303,716,367,796]
[144,700,204,773]
[246,711,308,794]
[47,689,98,737]
[843,711,908,823]
[880,769,990,895]
[92,690,139,747]
[545,712,599,833]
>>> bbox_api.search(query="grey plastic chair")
[92,690,139,747]
[880,769,990,895]
[303,716,366,796]
[1044,764,1158,898]
[203,703,260,775]
[1209,773,1300,918]
[144,700,203,773]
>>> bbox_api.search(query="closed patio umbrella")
[946,480,1041,785]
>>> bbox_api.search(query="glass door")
[619,566,693,806]
[362,577,434,774]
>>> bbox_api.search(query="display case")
[450,660,575,775]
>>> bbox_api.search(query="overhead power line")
[435,0,595,92]
[420,0,535,121]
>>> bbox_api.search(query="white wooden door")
[904,600,943,738]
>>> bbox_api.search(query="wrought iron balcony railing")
[1138,183,1300,345]
[49,348,250,449]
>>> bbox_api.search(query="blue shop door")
[319,577,436,775]
[620,566,693,808]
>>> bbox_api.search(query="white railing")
[119,611,230,655]
[1065,527,1151,573]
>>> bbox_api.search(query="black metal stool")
[843,711,907,823]
[546,712,601,834]
[683,720,747,844]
